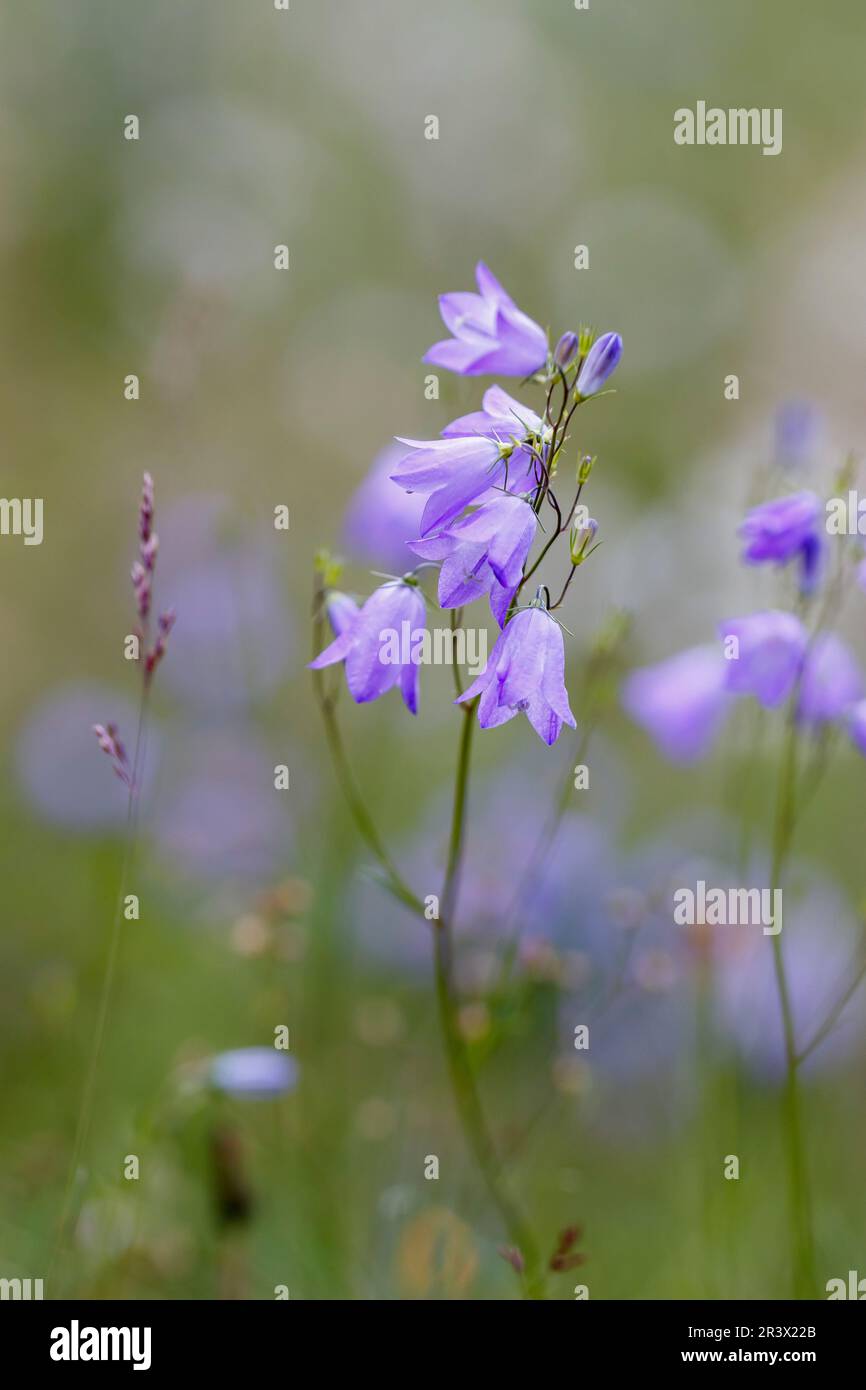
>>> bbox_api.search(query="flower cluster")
[623,484,866,761]
[311,263,622,745]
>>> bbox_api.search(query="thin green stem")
[769,712,816,1299]
[436,703,546,1297]
[51,685,150,1290]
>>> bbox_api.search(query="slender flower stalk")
[52,475,174,1289]
[768,705,816,1299]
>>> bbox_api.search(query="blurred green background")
[1,0,866,1300]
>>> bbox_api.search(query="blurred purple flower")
[409,493,536,627]
[152,727,290,883]
[718,610,808,708]
[715,873,865,1081]
[457,603,575,745]
[797,632,862,725]
[622,646,730,762]
[847,699,866,756]
[342,445,427,572]
[16,683,159,831]
[423,262,547,377]
[309,580,426,714]
[738,490,824,594]
[210,1048,297,1099]
[576,332,623,398]
[157,495,293,713]
[775,401,821,471]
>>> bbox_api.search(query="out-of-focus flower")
[157,495,293,713]
[718,610,808,708]
[423,262,547,377]
[152,727,291,884]
[309,579,426,713]
[775,400,821,472]
[342,444,427,572]
[16,683,159,831]
[714,872,866,1080]
[738,490,824,594]
[210,1048,297,1099]
[575,331,623,398]
[847,699,866,756]
[797,632,863,725]
[457,601,575,745]
[408,493,536,627]
[622,646,729,762]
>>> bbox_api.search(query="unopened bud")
[570,517,598,566]
[554,330,579,369]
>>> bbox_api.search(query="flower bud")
[576,331,622,398]
[577,453,595,486]
[569,517,598,566]
[553,330,579,368]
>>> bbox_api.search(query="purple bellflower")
[718,610,808,708]
[738,490,824,594]
[622,646,730,763]
[797,632,863,725]
[309,579,426,714]
[423,262,548,378]
[575,332,623,398]
[391,433,517,537]
[392,386,550,535]
[325,590,360,637]
[408,493,537,627]
[456,596,576,746]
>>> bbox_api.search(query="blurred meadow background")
[2,0,866,1299]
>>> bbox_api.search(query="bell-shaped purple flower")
[622,646,729,762]
[325,590,359,637]
[575,332,623,398]
[797,632,863,725]
[390,433,515,537]
[738,491,824,594]
[309,580,426,714]
[408,493,537,627]
[423,262,548,378]
[456,602,576,745]
[440,384,549,495]
[718,610,808,708]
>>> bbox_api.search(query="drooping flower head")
[408,493,537,627]
[456,591,576,745]
[718,610,808,708]
[738,490,824,595]
[391,386,550,536]
[622,646,730,762]
[423,262,548,378]
[309,578,427,714]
